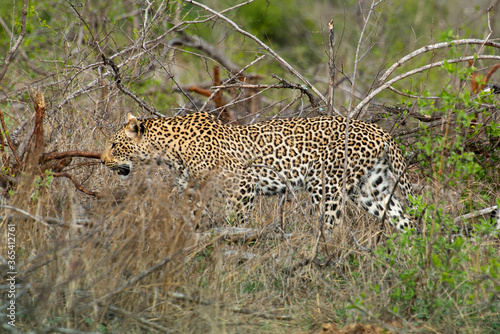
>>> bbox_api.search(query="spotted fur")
[101,112,415,230]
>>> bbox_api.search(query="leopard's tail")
[384,138,415,202]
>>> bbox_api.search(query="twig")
[0,0,28,83]
[271,74,321,112]
[168,34,241,74]
[0,16,46,76]
[199,54,266,114]
[203,84,278,119]
[52,172,99,197]
[211,83,274,90]
[2,214,90,228]
[386,85,440,100]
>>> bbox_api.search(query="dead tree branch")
[354,54,500,118]
[24,91,46,171]
[42,151,102,162]
[377,39,500,85]
[0,91,100,197]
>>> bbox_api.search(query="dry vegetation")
[1,0,500,333]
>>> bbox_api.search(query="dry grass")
[4,154,498,333]
[1,1,499,333]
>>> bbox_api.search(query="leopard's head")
[101,113,146,179]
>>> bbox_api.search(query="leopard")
[101,112,416,230]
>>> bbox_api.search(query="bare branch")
[42,150,102,162]
[101,54,164,117]
[377,39,500,85]
[354,54,500,118]
[52,172,99,197]
[271,75,322,112]
[0,205,58,227]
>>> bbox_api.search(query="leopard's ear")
[124,113,143,141]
